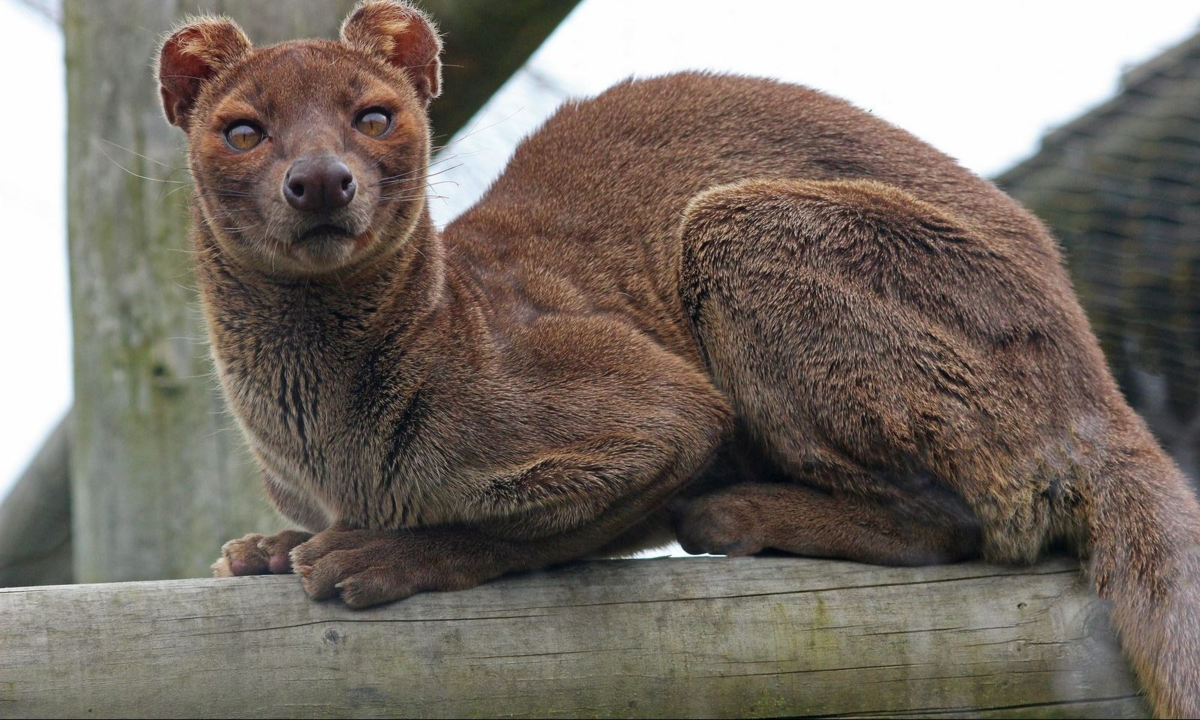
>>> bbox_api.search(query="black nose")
[283,155,356,212]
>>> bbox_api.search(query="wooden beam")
[0,557,1147,718]
[0,414,71,588]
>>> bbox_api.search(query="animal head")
[157,0,442,276]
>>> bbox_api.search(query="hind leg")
[675,178,1036,564]
[675,482,979,565]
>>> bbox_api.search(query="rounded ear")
[157,16,252,129]
[340,0,443,106]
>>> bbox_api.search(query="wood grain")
[0,557,1148,718]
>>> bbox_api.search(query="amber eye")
[225,123,264,151]
[354,108,392,137]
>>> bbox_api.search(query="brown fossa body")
[157,2,1200,714]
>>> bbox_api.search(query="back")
[444,72,1060,345]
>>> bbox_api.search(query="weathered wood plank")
[0,557,1147,718]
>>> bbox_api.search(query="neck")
[196,207,448,353]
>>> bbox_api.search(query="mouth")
[296,223,354,244]
[284,222,362,270]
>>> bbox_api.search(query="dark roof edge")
[995,26,1200,186]
[1119,27,1200,90]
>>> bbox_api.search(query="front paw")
[290,528,481,609]
[212,530,313,577]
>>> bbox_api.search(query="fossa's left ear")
[341,0,443,106]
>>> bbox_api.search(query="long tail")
[1084,417,1200,718]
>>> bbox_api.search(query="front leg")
[211,469,330,577]
[289,525,514,607]
[292,422,729,607]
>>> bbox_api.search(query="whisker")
[431,108,523,153]
[381,192,448,202]
[376,162,464,187]
[100,138,177,170]
[424,163,463,179]
[98,144,187,185]
[162,184,193,200]
[373,152,470,185]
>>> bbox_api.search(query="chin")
[292,234,358,271]
[234,235,360,278]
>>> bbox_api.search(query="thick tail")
[1084,420,1200,718]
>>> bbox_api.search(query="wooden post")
[0,557,1147,718]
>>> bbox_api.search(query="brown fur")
[158,2,1200,715]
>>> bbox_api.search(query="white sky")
[0,0,67,500]
[1,0,1198,501]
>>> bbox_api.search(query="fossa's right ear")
[157,16,252,129]
[341,0,443,106]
